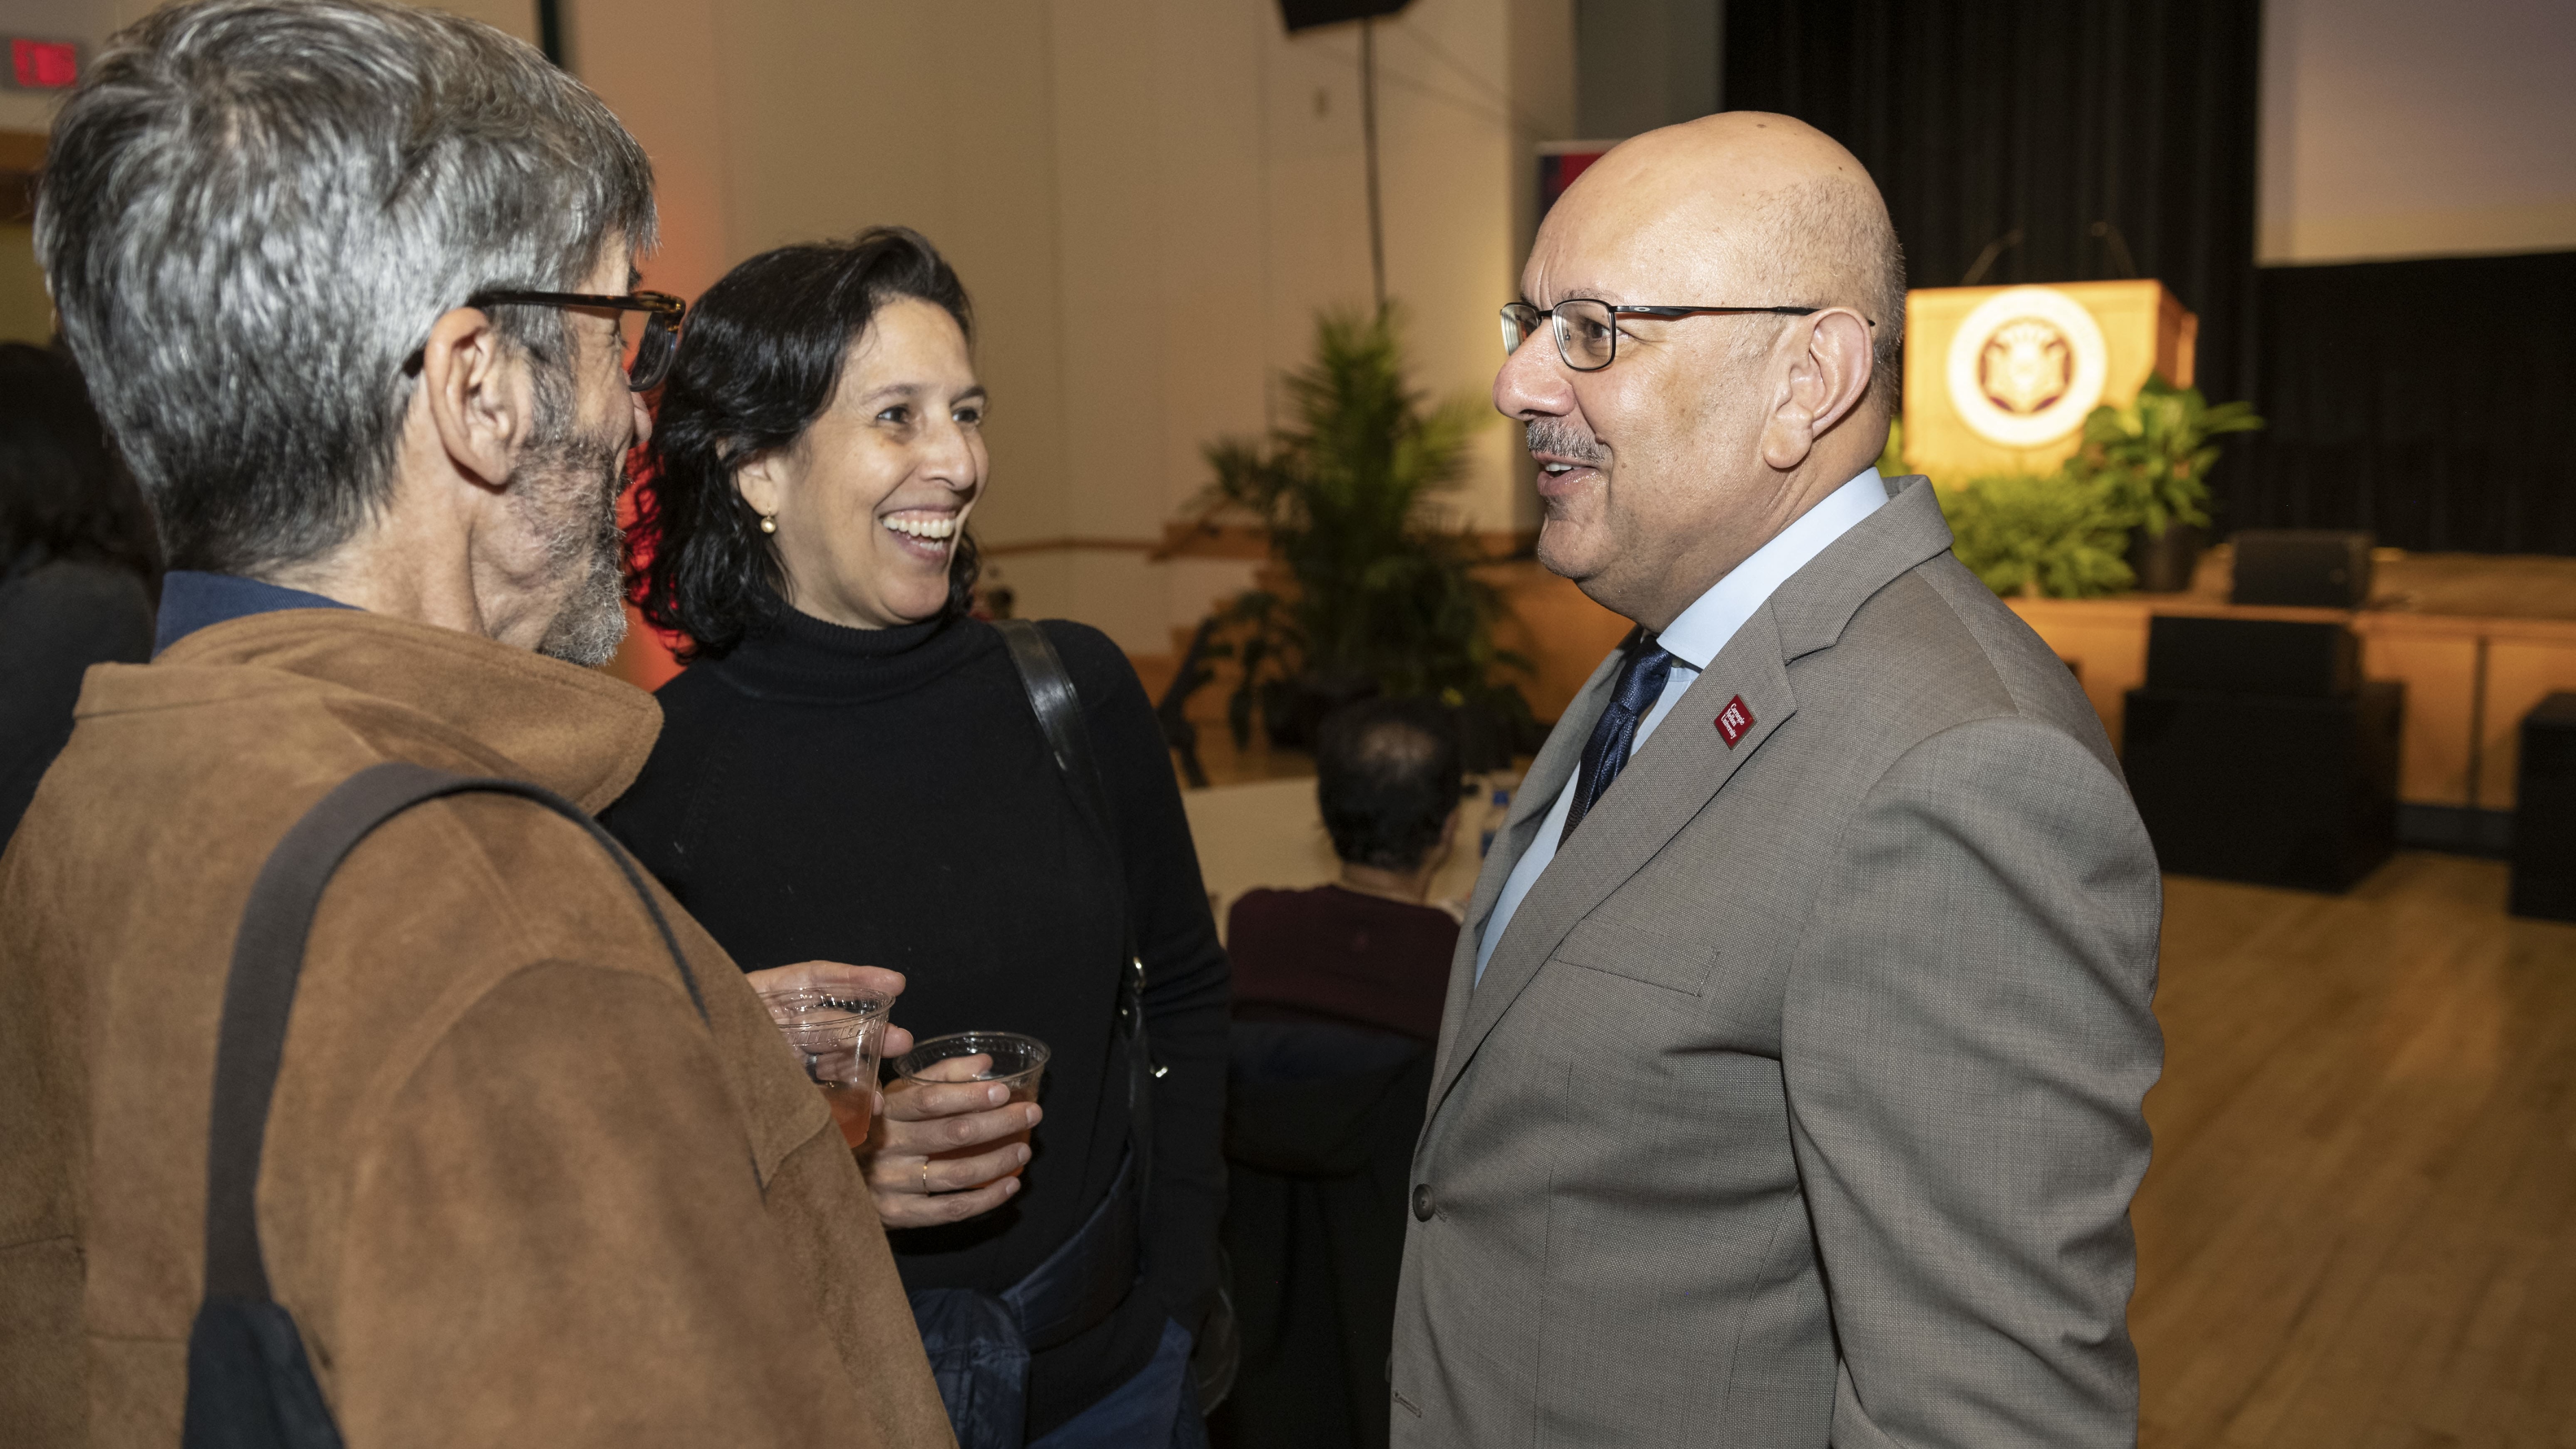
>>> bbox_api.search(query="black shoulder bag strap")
[183,761,711,1449]
[992,621,1157,1182]
[991,619,1238,1411]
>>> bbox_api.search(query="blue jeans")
[1028,1318,1206,1449]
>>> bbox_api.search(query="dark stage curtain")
[1721,0,2264,451]
[2237,251,2576,555]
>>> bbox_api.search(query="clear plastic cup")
[760,989,888,1148]
[894,1031,1050,1174]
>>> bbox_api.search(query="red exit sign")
[10,39,80,90]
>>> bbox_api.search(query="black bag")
[182,763,713,1448]
[897,622,1236,1447]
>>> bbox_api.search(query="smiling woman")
[607,228,1230,1449]
[628,228,986,653]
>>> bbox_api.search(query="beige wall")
[2260,0,2576,265]
[570,0,1572,651]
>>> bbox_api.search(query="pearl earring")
[759,513,777,535]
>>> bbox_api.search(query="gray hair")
[1738,177,1909,418]
[35,0,655,574]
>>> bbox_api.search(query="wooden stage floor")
[2138,852,2576,1447]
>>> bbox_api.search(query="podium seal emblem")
[1946,285,2110,448]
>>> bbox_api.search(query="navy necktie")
[1561,639,1678,845]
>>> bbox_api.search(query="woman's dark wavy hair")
[0,342,163,598]
[629,226,977,660]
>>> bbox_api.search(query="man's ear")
[1759,307,1876,472]
[416,305,533,489]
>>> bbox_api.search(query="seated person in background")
[1226,697,1464,1044]
[1216,697,1460,1449]
[0,342,161,847]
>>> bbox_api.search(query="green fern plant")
[1937,471,2136,600]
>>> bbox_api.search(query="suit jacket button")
[1412,1184,1434,1221]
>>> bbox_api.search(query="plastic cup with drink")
[893,1031,1050,1180]
[759,988,889,1148]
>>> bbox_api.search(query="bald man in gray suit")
[1388,114,2164,1448]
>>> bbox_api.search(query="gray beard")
[511,415,632,669]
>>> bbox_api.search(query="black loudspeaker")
[2231,530,2374,608]
[1278,0,1409,30]
[2145,616,2359,698]
[2123,681,2401,892]
[2509,693,2576,920]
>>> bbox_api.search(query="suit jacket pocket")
[1550,914,1719,997]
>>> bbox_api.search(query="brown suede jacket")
[0,609,954,1448]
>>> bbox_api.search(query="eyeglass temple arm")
[1610,304,1875,326]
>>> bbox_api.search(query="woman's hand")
[742,959,908,1004]
[861,1061,1042,1229]
[743,961,909,1147]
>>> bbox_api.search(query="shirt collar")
[1653,467,1890,671]
[154,569,358,656]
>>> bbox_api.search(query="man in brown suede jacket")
[0,3,954,1445]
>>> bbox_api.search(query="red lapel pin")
[1715,695,1754,747]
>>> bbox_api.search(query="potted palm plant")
[2071,374,2264,592]
[1189,308,1533,766]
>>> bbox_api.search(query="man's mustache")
[1525,419,1606,465]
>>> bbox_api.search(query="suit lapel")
[1428,609,1799,1113]
[1428,637,1629,1087]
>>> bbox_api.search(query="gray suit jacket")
[1389,478,2163,1448]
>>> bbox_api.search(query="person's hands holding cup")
[746,961,898,1148]
[864,1032,1050,1229]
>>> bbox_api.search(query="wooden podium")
[1902,280,2198,478]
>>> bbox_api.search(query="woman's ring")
[920,1160,931,1194]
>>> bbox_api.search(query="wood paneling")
[2135,854,2576,1446]
[2477,634,2576,810]
[2358,632,2480,807]
[2006,596,2576,809]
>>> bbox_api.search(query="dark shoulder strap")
[203,761,706,1303]
[992,619,1141,984]
[990,619,1160,1163]
[992,619,1120,857]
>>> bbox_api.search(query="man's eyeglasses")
[1501,298,1865,373]
[468,289,688,391]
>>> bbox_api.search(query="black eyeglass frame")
[1501,299,1873,373]
[467,288,688,391]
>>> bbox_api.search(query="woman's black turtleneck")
[602,608,1229,1435]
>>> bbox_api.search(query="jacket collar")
[1770,473,1952,660]
[1426,476,1954,1113]
[114,609,661,813]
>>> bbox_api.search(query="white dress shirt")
[1474,467,1891,981]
